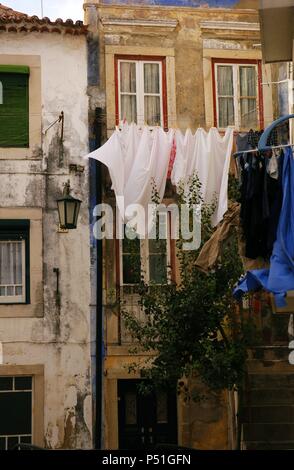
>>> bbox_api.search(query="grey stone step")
[243,423,294,442]
[248,374,294,389]
[248,388,294,405]
[245,441,294,450]
[243,405,294,423]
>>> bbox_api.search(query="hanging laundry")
[238,147,283,259]
[195,202,240,273]
[171,128,195,189]
[171,127,234,226]
[234,146,294,308]
[267,150,279,180]
[167,137,177,180]
[236,132,254,153]
[84,122,173,234]
[247,129,264,149]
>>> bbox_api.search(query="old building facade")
[0,5,93,449]
[83,0,281,450]
[1,0,292,452]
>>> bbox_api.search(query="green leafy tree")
[122,176,254,399]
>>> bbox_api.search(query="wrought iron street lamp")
[57,180,81,230]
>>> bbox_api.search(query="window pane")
[14,241,22,284]
[122,235,141,284]
[7,286,14,296]
[240,66,256,97]
[240,98,257,129]
[7,436,18,450]
[125,392,137,425]
[15,286,22,296]
[120,62,136,93]
[149,254,167,284]
[156,390,168,424]
[0,241,22,287]
[278,81,289,116]
[144,63,160,94]
[144,96,161,126]
[218,97,234,127]
[0,391,32,435]
[217,66,233,96]
[121,95,137,123]
[149,239,167,253]
[15,377,32,391]
[0,437,5,450]
[123,234,140,255]
[0,377,13,391]
[123,254,141,284]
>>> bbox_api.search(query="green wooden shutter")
[0,67,29,148]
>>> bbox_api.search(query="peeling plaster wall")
[84,0,266,451]
[85,2,262,132]
[0,33,92,449]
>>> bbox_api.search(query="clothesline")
[84,122,234,233]
[117,124,235,132]
[233,142,294,158]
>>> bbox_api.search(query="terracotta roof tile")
[0,3,87,35]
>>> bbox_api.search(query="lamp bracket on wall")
[44,111,64,141]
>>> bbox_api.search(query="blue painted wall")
[101,0,242,6]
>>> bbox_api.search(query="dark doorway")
[118,379,178,450]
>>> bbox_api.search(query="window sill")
[0,148,42,160]
[0,303,43,318]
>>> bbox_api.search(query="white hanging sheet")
[84,123,173,234]
[84,123,233,232]
[171,127,234,226]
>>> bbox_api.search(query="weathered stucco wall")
[84,0,268,451]
[0,32,92,449]
[85,2,262,132]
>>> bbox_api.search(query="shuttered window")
[0,65,29,148]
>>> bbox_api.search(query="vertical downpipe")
[87,11,103,447]
[94,108,103,450]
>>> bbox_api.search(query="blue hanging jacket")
[234,146,294,307]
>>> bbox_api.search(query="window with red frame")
[115,56,167,127]
[212,59,263,130]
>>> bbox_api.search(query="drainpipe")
[85,2,104,449]
[94,107,103,450]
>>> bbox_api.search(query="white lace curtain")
[0,241,23,297]
[217,64,257,129]
[239,66,257,129]
[217,65,235,128]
